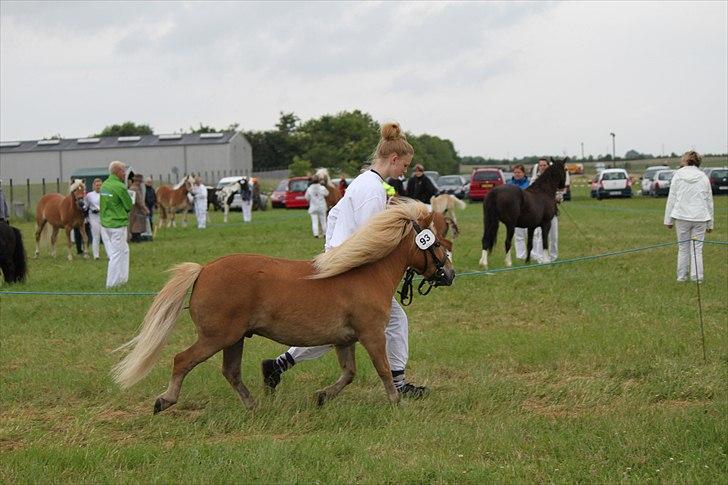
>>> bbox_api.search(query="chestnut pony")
[112,200,455,413]
[34,179,88,261]
[314,168,342,209]
[154,174,194,235]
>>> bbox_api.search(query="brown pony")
[315,168,342,209]
[112,199,455,413]
[34,179,88,261]
[154,175,194,235]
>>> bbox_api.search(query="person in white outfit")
[664,151,714,283]
[305,175,329,238]
[525,158,567,263]
[261,121,429,398]
[240,178,253,223]
[191,176,208,229]
[84,178,104,260]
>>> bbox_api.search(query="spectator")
[84,178,104,259]
[664,150,714,283]
[240,178,253,222]
[338,175,349,197]
[405,164,438,204]
[144,177,157,228]
[305,174,329,238]
[191,175,208,229]
[261,121,428,399]
[0,180,8,223]
[528,158,564,263]
[387,176,406,196]
[508,165,530,259]
[100,161,132,288]
[129,174,149,241]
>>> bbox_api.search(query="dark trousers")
[74,223,92,254]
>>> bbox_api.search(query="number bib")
[415,228,436,250]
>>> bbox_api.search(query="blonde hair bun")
[381,122,404,141]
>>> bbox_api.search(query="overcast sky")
[1,0,726,159]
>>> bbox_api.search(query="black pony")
[479,158,567,269]
[0,221,28,284]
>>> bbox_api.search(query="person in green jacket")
[100,161,132,288]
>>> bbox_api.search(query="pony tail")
[482,191,499,252]
[111,262,202,389]
[11,227,27,283]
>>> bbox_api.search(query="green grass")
[1,187,727,483]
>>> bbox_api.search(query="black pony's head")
[548,157,568,189]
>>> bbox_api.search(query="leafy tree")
[189,122,239,134]
[288,156,312,177]
[95,122,153,137]
[276,112,299,135]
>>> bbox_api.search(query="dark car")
[704,167,728,195]
[437,175,469,199]
[469,168,505,201]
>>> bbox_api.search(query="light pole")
[580,141,584,160]
[610,132,616,167]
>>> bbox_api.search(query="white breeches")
[101,226,129,288]
[89,214,102,259]
[241,200,252,222]
[195,201,207,229]
[675,219,707,281]
[309,209,327,237]
[286,298,409,372]
[527,216,558,262]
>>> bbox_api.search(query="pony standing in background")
[479,158,567,269]
[216,178,244,223]
[154,175,194,235]
[430,194,466,230]
[34,179,88,261]
[314,168,341,209]
[0,221,28,283]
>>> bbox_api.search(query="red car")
[270,179,287,208]
[469,168,505,201]
[284,176,311,209]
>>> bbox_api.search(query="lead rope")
[399,268,416,306]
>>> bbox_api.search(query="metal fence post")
[167,174,171,184]
[26,179,30,211]
[56,178,60,193]
[9,179,13,204]
[42,178,46,195]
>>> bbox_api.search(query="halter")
[398,220,449,306]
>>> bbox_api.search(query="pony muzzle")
[431,267,455,287]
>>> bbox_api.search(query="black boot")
[261,359,282,392]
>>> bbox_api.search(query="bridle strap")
[398,220,446,305]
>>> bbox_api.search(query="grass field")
[1,186,726,483]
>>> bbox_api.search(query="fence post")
[26,179,31,211]
[56,178,60,193]
[42,178,46,195]
[158,174,162,185]
[204,171,208,182]
[167,174,171,184]
[9,179,13,205]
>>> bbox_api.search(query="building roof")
[0,132,238,154]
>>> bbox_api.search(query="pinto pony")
[314,168,342,209]
[479,158,567,269]
[112,199,455,413]
[154,175,194,235]
[0,221,28,284]
[34,179,88,261]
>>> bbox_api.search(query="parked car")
[285,176,311,209]
[592,168,632,199]
[469,168,505,201]
[437,175,469,199]
[640,165,670,195]
[648,169,675,197]
[704,167,728,195]
[423,171,440,185]
[271,179,288,208]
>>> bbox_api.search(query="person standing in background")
[128,174,149,242]
[305,174,329,238]
[664,150,714,283]
[100,161,132,288]
[144,177,157,229]
[84,178,104,259]
[405,164,438,204]
[240,178,253,223]
[191,176,208,229]
[508,165,530,260]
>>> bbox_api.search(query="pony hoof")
[315,391,327,406]
[153,397,174,414]
[67,255,73,261]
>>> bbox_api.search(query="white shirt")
[664,165,714,229]
[191,184,207,204]
[85,191,101,219]
[305,183,329,214]
[325,170,386,251]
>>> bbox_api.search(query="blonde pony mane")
[69,179,84,193]
[311,199,431,279]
